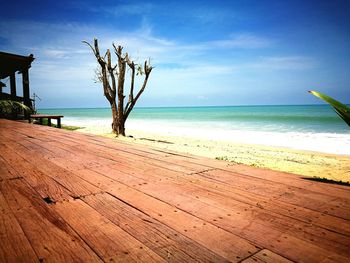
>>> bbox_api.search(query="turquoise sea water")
[39,105,350,154]
[40,105,349,133]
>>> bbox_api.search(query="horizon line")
[37,103,340,110]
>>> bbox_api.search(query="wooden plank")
[2,119,350,212]
[5,140,103,198]
[0,155,22,181]
[7,134,118,171]
[109,160,350,236]
[38,134,201,174]
[38,131,350,217]
[73,142,198,174]
[7,130,198,177]
[73,168,260,262]
[1,128,53,144]
[85,166,350,262]
[200,169,350,220]
[84,192,232,262]
[64,135,346,204]
[0,190,38,262]
[0,145,72,202]
[26,130,348,250]
[0,179,102,262]
[14,122,349,205]
[43,141,118,169]
[242,249,293,263]
[108,150,350,207]
[69,130,350,197]
[171,155,350,194]
[30,114,64,118]
[19,139,57,155]
[110,160,350,236]
[95,161,350,241]
[53,198,166,263]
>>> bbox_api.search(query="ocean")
[38,105,350,155]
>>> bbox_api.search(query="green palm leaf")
[0,100,31,116]
[309,90,350,126]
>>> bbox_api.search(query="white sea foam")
[63,117,350,155]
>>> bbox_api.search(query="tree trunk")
[116,119,125,136]
[111,102,125,136]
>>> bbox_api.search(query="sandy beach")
[76,126,350,183]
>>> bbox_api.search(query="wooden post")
[57,118,61,128]
[48,118,52,126]
[22,68,30,107]
[22,68,31,119]
[0,80,5,95]
[10,73,16,100]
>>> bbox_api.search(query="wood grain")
[1,119,349,263]
[0,179,102,262]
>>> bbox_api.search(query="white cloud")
[210,33,272,49]
[0,19,317,107]
[250,56,316,70]
[157,64,235,75]
[104,3,154,16]
[42,49,89,59]
[1,20,272,64]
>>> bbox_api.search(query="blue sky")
[1,0,350,108]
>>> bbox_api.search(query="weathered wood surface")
[30,114,64,119]
[0,119,349,263]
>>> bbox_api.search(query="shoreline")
[75,126,350,183]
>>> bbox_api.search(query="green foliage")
[215,156,230,161]
[0,100,31,118]
[309,90,350,126]
[62,125,83,131]
[36,118,83,130]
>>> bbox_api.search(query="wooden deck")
[0,119,349,263]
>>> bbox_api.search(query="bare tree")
[83,38,153,136]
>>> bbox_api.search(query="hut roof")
[0,51,35,79]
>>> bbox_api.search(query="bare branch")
[93,67,103,83]
[113,43,124,61]
[106,49,117,95]
[84,39,113,102]
[94,38,100,56]
[107,49,111,68]
[125,59,152,118]
[124,60,136,113]
[82,40,96,56]
[103,50,108,60]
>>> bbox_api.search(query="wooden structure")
[0,51,35,115]
[30,114,64,128]
[0,119,349,262]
